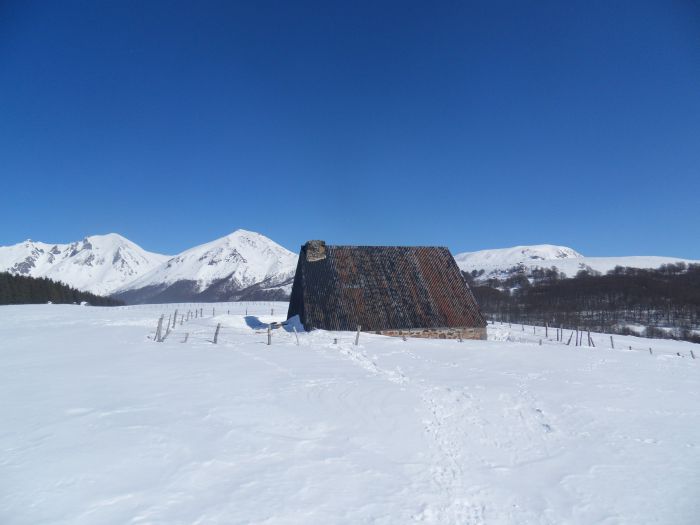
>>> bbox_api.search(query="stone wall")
[376,326,487,340]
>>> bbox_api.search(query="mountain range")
[1,233,697,303]
[0,234,168,296]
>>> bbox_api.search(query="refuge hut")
[287,240,487,339]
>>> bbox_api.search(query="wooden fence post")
[182,332,189,343]
[155,315,164,342]
[172,310,178,328]
[691,350,696,359]
[610,335,615,349]
[566,332,573,346]
[213,323,221,344]
[267,325,271,346]
[355,325,361,346]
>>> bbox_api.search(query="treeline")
[465,263,700,343]
[0,272,124,306]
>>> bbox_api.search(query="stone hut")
[287,240,487,339]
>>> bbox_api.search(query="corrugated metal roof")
[287,243,486,331]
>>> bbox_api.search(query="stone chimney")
[305,240,327,262]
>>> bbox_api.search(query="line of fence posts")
[236,310,696,355]
[154,308,694,358]
[509,321,697,360]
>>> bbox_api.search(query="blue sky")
[1,1,699,257]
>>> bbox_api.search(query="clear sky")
[1,1,699,258]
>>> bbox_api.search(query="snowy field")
[1,303,698,525]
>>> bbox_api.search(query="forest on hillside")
[465,263,700,343]
[0,272,124,306]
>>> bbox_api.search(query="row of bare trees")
[466,263,700,343]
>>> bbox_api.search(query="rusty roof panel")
[287,244,486,332]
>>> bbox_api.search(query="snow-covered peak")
[454,244,698,280]
[455,245,582,269]
[0,234,169,295]
[121,229,298,292]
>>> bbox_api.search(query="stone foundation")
[376,326,487,340]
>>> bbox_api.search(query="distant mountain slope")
[455,244,699,280]
[0,234,169,295]
[112,230,298,304]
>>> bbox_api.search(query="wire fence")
[489,320,697,360]
[136,302,697,362]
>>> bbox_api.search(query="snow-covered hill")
[0,234,169,295]
[455,244,699,280]
[113,230,298,303]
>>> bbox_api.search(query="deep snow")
[1,303,698,524]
